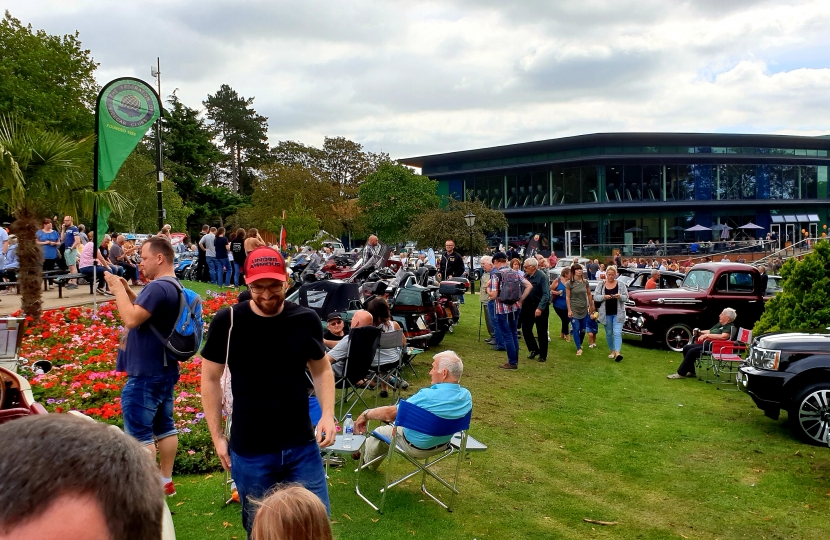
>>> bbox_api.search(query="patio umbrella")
[685,224,711,232]
[710,224,731,231]
[669,226,687,231]
[739,222,764,230]
[625,227,643,232]
[720,226,731,239]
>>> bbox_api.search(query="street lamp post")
[464,212,476,294]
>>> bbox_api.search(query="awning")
[796,215,809,222]
[771,215,785,223]
[784,215,799,223]
[808,214,820,222]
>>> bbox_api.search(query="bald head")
[350,310,373,328]
[368,235,379,246]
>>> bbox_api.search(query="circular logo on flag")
[105,83,156,128]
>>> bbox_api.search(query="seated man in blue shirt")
[354,350,472,469]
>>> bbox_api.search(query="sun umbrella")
[669,226,687,231]
[685,225,711,232]
[738,222,764,230]
[625,227,643,232]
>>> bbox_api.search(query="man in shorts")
[200,246,336,534]
[104,237,182,496]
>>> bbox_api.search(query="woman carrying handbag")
[593,265,628,362]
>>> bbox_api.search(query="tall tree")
[268,194,322,249]
[161,93,223,202]
[0,115,124,319]
[0,12,98,137]
[203,85,269,195]
[357,163,440,244]
[322,137,389,198]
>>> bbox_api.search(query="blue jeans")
[121,370,180,446]
[218,257,231,286]
[494,311,519,365]
[206,256,219,284]
[233,261,243,287]
[79,265,112,289]
[604,314,623,352]
[231,440,330,534]
[570,314,591,351]
[487,301,505,349]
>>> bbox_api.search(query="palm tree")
[0,115,124,320]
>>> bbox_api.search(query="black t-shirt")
[604,284,618,315]
[201,301,326,456]
[215,236,230,259]
[230,239,246,265]
[439,251,466,278]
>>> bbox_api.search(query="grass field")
[171,287,830,539]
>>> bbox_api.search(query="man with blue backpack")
[487,251,532,371]
[106,237,203,498]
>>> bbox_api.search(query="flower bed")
[13,290,239,474]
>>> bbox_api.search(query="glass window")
[551,168,564,205]
[683,269,714,290]
[563,167,580,205]
[673,165,694,201]
[531,171,549,206]
[606,166,623,202]
[517,173,533,207]
[643,165,661,201]
[607,219,624,244]
[551,222,565,254]
[782,165,797,200]
[505,174,519,208]
[722,165,742,200]
[801,166,818,199]
[768,165,782,199]
[725,272,755,293]
[623,165,643,201]
[741,165,756,199]
[580,166,599,203]
[489,176,505,209]
[694,165,714,201]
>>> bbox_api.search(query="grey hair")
[651,269,660,277]
[723,308,737,321]
[435,350,464,380]
[524,258,538,268]
[480,255,492,265]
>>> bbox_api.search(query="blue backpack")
[151,276,204,365]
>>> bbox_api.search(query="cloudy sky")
[8,1,830,158]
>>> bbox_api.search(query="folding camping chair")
[700,327,751,389]
[355,400,472,514]
[695,326,738,382]
[335,326,382,422]
[365,329,406,405]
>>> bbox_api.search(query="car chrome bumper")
[621,330,643,341]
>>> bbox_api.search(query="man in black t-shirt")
[201,247,335,533]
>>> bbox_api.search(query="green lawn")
[170,290,830,540]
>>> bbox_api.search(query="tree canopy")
[753,240,830,335]
[406,196,508,254]
[0,12,98,138]
[357,163,440,244]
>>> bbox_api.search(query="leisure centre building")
[399,133,830,256]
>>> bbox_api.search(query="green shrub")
[754,240,830,335]
[173,424,223,475]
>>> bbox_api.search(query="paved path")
[0,285,144,316]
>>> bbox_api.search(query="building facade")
[399,133,830,255]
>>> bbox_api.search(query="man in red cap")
[200,246,336,534]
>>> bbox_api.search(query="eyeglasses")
[249,283,285,294]
[329,320,344,324]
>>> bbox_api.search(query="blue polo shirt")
[64,226,79,249]
[404,383,472,449]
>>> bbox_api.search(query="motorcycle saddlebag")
[439,281,467,295]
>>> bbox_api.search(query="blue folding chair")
[355,400,472,514]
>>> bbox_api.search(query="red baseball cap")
[244,247,287,282]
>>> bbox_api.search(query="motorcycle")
[174,252,197,280]
[1,317,51,425]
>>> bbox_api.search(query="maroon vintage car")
[622,263,766,351]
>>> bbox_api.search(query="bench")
[52,273,95,298]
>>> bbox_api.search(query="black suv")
[739,331,830,445]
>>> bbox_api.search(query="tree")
[108,151,192,234]
[753,240,830,335]
[203,84,269,195]
[0,12,99,137]
[162,93,223,203]
[357,163,440,244]
[407,196,508,254]
[322,137,389,198]
[0,115,124,319]
[267,194,321,249]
